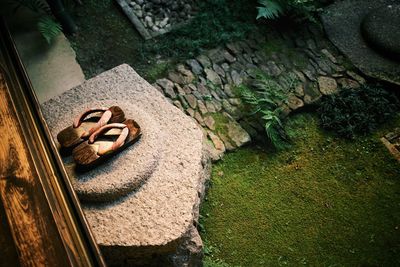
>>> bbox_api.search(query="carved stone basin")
[361,4,400,60]
[322,0,400,86]
[42,64,210,266]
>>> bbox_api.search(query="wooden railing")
[0,18,105,267]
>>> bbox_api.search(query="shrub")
[318,85,399,139]
[240,73,290,149]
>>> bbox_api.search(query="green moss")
[341,58,357,72]
[211,113,231,137]
[201,112,400,266]
[207,81,219,92]
[231,84,248,97]
[288,50,308,69]
[210,112,251,147]
[262,39,308,69]
[144,61,172,83]
[263,38,287,56]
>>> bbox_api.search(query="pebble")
[204,116,216,130]
[128,0,197,33]
[196,55,212,69]
[207,131,225,152]
[318,76,338,95]
[194,111,205,126]
[205,101,216,113]
[287,95,304,110]
[186,59,203,75]
[197,100,208,115]
[185,94,198,109]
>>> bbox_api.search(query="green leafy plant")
[256,0,320,22]
[11,0,63,43]
[37,15,63,43]
[318,85,399,139]
[256,0,284,20]
[240,73,290,149]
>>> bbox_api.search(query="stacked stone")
[128,0,198,34]
[153,24,366,160]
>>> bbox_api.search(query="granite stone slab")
[41,64,209,266]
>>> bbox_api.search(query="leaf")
[37,16,62,44]
[256,0,284,20]
[241,73,290,149]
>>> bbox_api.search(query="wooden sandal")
[57,106,125,149]
[72,119,141,167]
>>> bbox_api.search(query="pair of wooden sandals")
[57,106,141,167]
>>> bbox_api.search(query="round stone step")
[42,64,208,266]
[361,4,400,60]
[58,101,162,203]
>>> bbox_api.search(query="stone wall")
[153,25,366,160]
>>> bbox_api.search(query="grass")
[201,112,400,266]
[68,0,257,80]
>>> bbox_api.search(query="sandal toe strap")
[73,107,108,128]
[73,107,116,139]
[89,123,130,156]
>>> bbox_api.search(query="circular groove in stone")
[321,0,400,86]
[56,101,163,203]
[361,4,400,60]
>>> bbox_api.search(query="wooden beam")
[0,72,71,266]
[0,18,105,266]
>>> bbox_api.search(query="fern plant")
[37,15,62,43]
[240,73,290,149]
[256,0,284,20]
[12,0,63,43]
[257,0,319,22]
